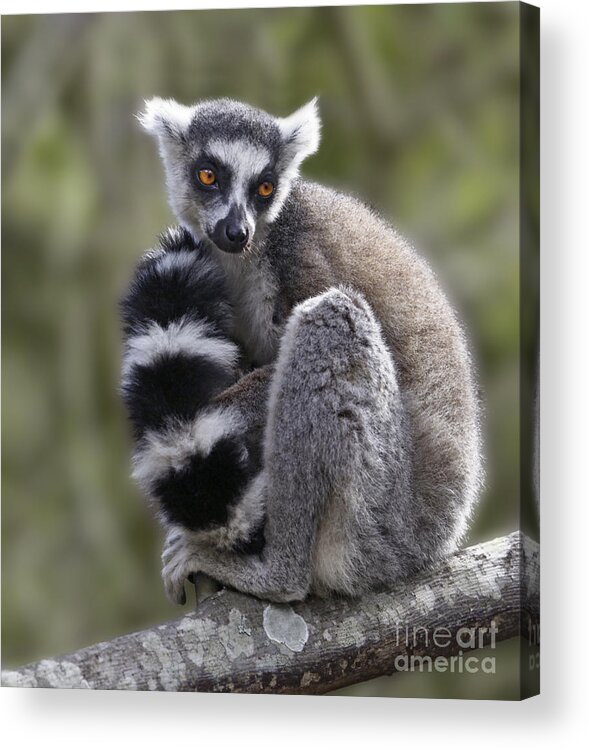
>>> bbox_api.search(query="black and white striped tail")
[120,227,261,545]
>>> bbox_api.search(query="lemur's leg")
[163,286,411,604]
[121,227,265,544]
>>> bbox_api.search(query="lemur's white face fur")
[138,97,321,254]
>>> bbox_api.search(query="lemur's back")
[266,180,482,562]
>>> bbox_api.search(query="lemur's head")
[138,97,321,254]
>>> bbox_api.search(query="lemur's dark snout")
[211,207,250,254]
[225,222,249,247]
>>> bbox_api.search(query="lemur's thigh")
[261,285,411,593]
[264,287,392,516]
[163,286,410,602]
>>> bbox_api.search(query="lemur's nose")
[225,223,249,247]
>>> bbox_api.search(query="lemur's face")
[139,98,321,254]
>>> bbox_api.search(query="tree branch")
[1,532,538,693]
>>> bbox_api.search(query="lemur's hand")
[161,529,200,605]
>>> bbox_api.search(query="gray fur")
[140,97,483,603]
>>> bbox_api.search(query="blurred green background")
[2,3,533,698]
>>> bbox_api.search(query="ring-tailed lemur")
[121,97,483,604]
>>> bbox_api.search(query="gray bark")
[1,531,538,694]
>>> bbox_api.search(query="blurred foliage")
[2,3,533,699]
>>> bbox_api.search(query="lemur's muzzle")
[211,205,250,254]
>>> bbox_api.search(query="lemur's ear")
[277,97,321,166]
[136,97,193,144]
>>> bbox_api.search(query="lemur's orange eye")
[198,168,216,186]
[258,181,274,198]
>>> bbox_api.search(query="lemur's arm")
[212,365,274,470]
[120,227,261,541]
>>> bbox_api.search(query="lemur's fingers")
[161,528,186,565]
[163,572,186,606]
[161,535,198,605]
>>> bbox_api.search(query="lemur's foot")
[161,530,200,605]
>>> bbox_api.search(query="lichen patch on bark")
[263,604,309,652]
